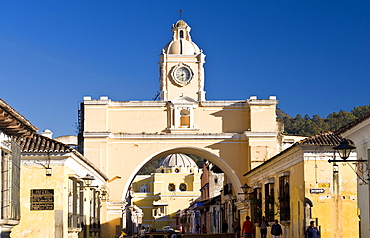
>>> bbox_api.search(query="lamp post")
[329,139,362,163]
[240,184,251,195]
[238,183,252,201]
[82,173,95,187]
[329,138,368,184]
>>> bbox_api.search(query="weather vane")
[179,9,183,19]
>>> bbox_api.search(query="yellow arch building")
[79,19,282,237]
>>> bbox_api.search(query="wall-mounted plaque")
[30,189,54,210]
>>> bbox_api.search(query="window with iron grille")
[251,188,262,223]
[68,177,80,228]
[264,183,274,222]
[279,176,290,221]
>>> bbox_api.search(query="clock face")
[175,67,192,83]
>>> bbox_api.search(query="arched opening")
[122,147,244,234]
[124,147,243,199]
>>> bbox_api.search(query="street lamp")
[333,139,356,161]
[329,138,368,184]
[82,173,95,187]
[238,183,252,201]
[329,139,361,163]
[240,183,251,194]
[100,185,109,202]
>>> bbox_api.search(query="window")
[179,183,187,191]
[68,177,78,228]
[1,141,22,220]
[251,188,262,223]
[168,183,175,191]
[90,189,101,232]
[279,176,290,221]
[153,206,165,217]
[174,168,180,173]
[180,109,190,128]
[140,184,149,193]
[68,178,84,229]
[264,183,275,222]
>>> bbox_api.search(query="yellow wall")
[12,165,66,238]
[132,170,201,230]
[82,97,280,237]
[245,147,359,238]
[12,154,106,238]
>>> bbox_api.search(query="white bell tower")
[159,19,206,101]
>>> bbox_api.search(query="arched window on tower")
[140,184,149,193]
[180,30,184,38]
[180,109,190,128]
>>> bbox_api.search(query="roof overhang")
[0,99,38,136]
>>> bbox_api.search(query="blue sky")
[1,1,370,137]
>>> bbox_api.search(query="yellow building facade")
[11,133,108,238]
[244,133,359,238]
[79,19,283,237]
[131,153,201,230]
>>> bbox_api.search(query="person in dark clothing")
[232,218,241,238]
[222,220,229,233]
[258,216,269,238]
[305,221,319,238]
[271,220,282,238]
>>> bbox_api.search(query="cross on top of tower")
[179,9,183,19]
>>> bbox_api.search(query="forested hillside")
[278,105,370,136]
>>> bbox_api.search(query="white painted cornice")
[84,131,248,140]
[109,101,167,107]
[244,131,278,138]
[108,132,245,140]
[83,131,110,138]
[247,99,278,106]
[200,101,247,108]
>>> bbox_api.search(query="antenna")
[179,9,183,19]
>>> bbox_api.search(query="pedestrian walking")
[201,224,207,234]
[232,218,241,238]
[258,216,269,238]
[139,226,146,238]
[271,220,282,238]
[242,216,254,238]
[305,221,319,238]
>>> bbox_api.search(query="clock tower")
[159,19,206,101]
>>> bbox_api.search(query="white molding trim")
[244,131,278,138]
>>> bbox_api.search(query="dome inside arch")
[157,153,198,169]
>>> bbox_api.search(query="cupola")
[163,20,200,55]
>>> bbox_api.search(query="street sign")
[310,188,325,194]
